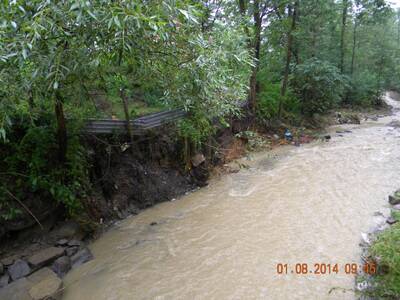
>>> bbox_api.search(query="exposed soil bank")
[0,97,393,299]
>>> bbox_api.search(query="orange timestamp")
[276,262,376,275]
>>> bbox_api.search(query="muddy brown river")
[63,94,400,300]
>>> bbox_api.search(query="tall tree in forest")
[340,0,350,73]
[278,0,298,118]
[238,0,269,112]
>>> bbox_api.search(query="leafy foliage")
[0,0,251,221]
[291,59,348,116]
[0,121,88,219]
[1,0,400,226]
[369,222,400,298]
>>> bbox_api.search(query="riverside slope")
[62,93,400,300]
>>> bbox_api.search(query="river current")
[63,93,400,300]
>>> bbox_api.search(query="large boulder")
[28,247,65,268]
[27,267,56,284]
[8,259,31,281]
[0,277,32,300]
[27,268,63,300]
[0,268,63,300]
[28,275,62,300]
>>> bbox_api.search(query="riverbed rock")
[190,165,209,187]
[360,232,371,246]
[55,239,69,246]
[52,256,71,278]
[224,163,241,174]
[71,248,93,268]
[50,220,83,240]
[65,246,79,257]
[337,112,361,125]
[8,259,31,281]
[392,204,400,210]
[299,135,313,144]
[27,267,55,284]
[67,239,83,247]
[386,120,400,128]
[28,247,64,268]
[28,268,63,300]
[1,254,20,266]
[386,217,398,225]
[0,277,32,300]
[191,153,205,167]
[0,273,10,288]
[389,193,400,205]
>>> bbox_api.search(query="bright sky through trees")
[390,0,400,7]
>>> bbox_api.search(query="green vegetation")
[368,217,400,298]
[1,0,400,233]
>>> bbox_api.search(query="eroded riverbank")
[59,94,400,300]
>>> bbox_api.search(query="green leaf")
[114,16,121,28]
[70,3,79,11]
[178,9,190,20]
[0,128,6,141]
[87,10,97,20]
[22,49,28,59]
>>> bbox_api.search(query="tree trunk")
[249,0,262,112]
[397,10,400,46]
[291,0,301,65]
[350,20,358,76]
[119,88,135,155]
[278,1,298,118]
[311,28,317,58]
[340,0,349,73]
[239,0,262,112]
[55,92,67,164]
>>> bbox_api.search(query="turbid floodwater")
[63,94,400,300]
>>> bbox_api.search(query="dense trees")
[1,0,400,220]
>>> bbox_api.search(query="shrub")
[291,58,348,116]
[347,72,382,107]
[0,119,88,221]
[256,82,301,122]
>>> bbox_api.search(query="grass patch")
[368,220,400,298]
